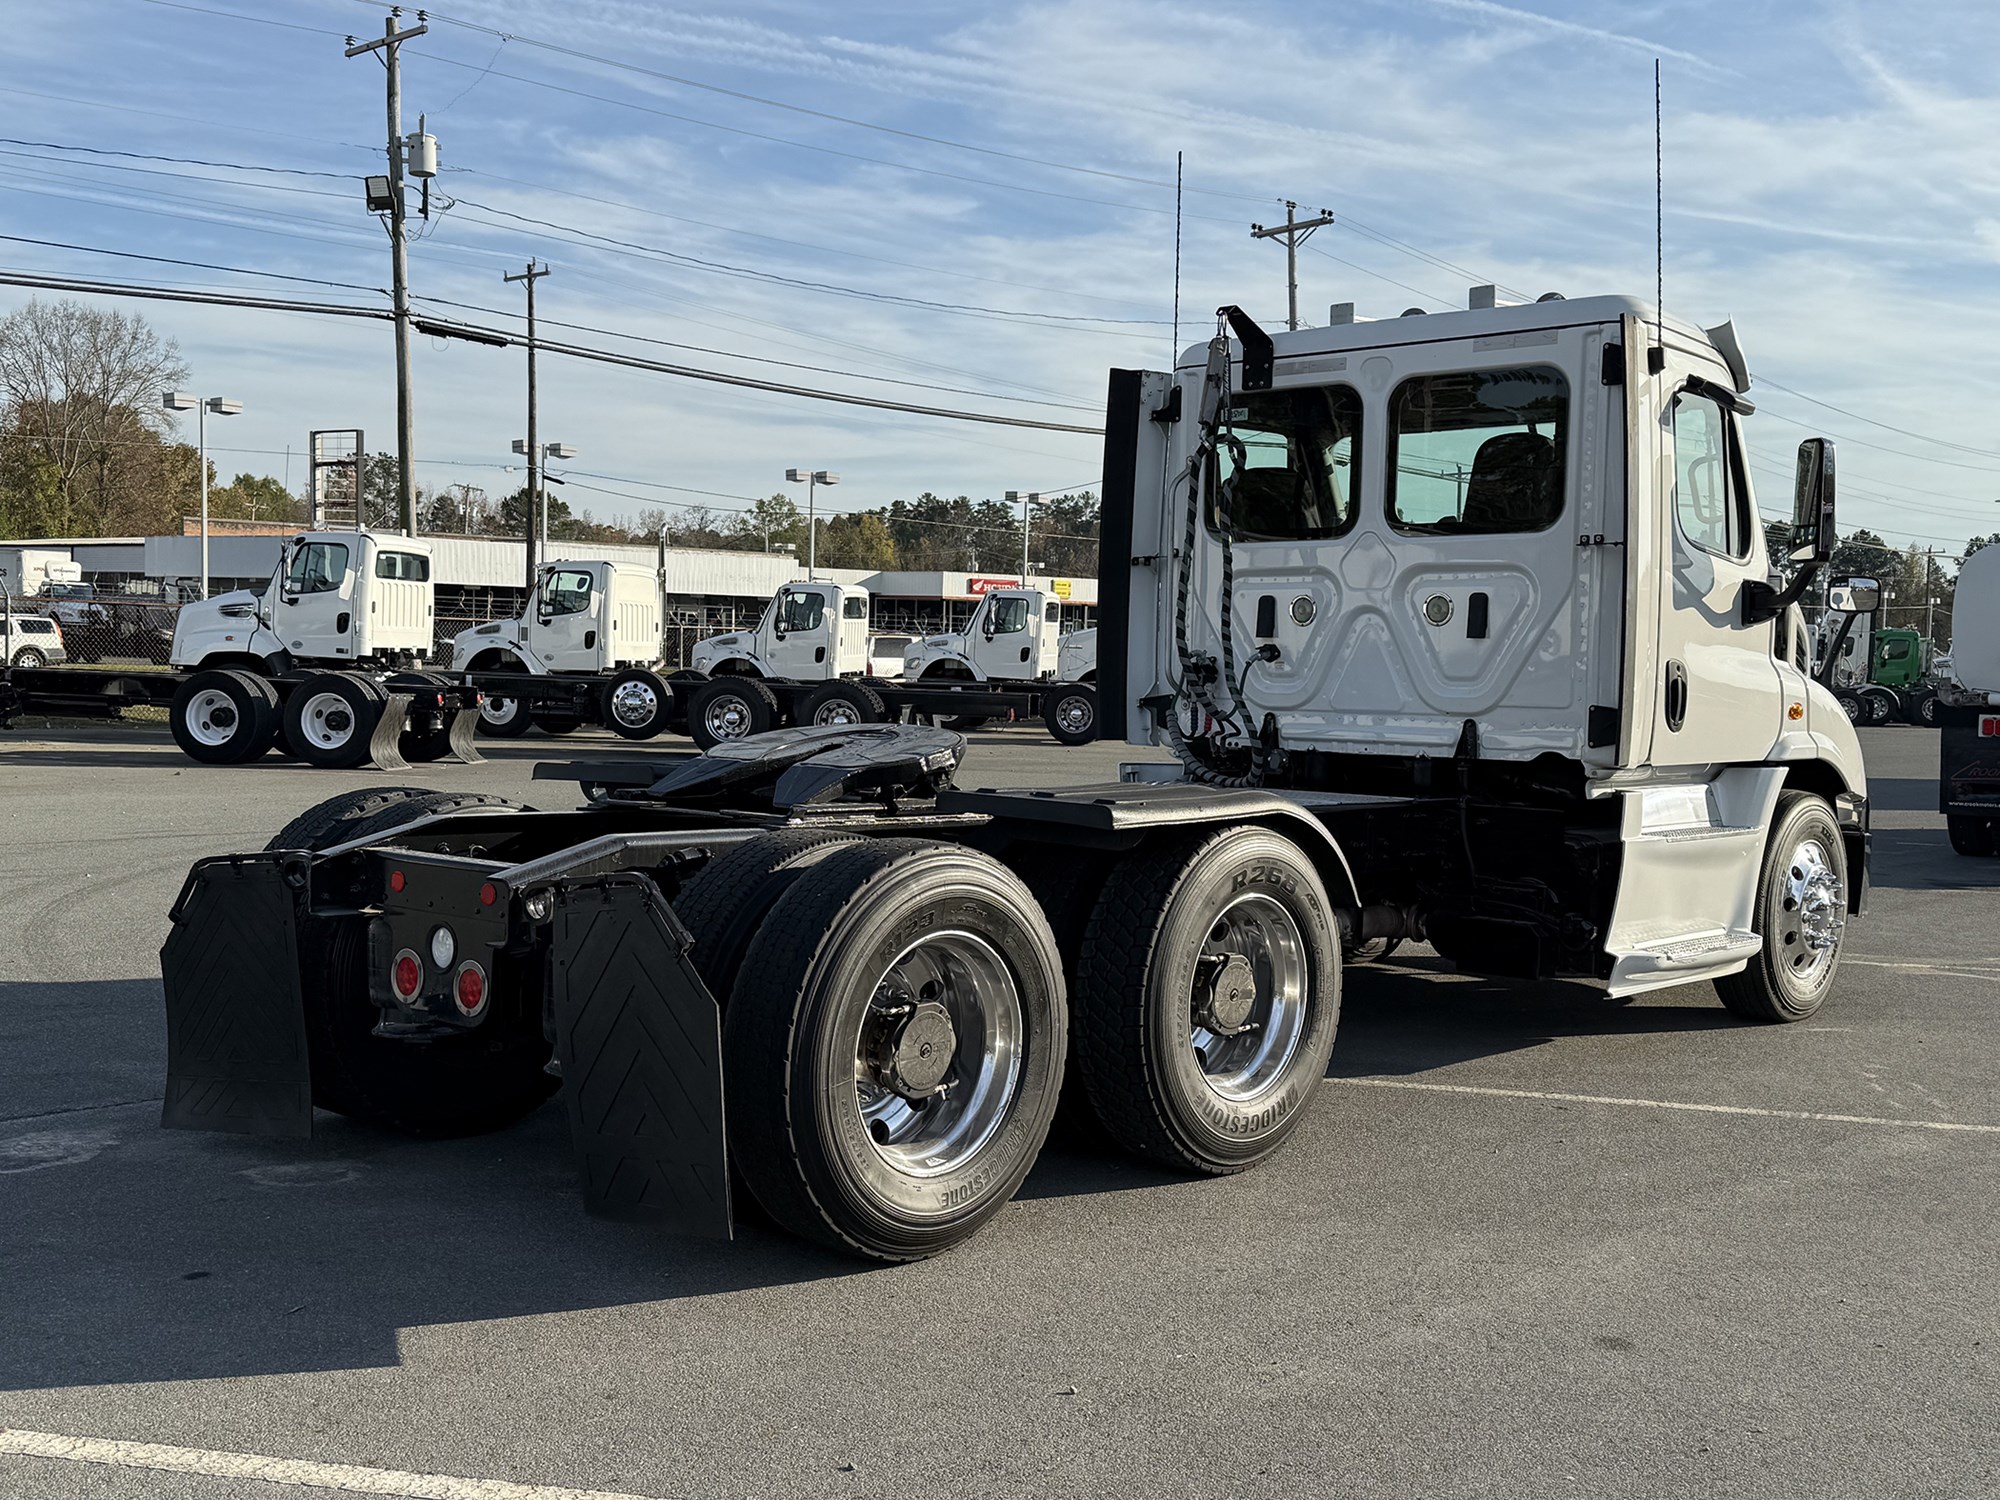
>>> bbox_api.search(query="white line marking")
[1335,1078,2000,1135]
[0,1428,666,1500]
[1842,958,2000,983]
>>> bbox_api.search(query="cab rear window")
[1388,366,1568,534]
[375,551,431,581]
[1208,383,1362,541]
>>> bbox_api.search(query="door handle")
[1664,659,1688,732]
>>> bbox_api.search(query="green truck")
[1821,620,1939,726]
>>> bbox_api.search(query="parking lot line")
[0,1428,663,1500]
[1336,1078,2000,1134]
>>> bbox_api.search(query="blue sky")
[4,0,1998,557]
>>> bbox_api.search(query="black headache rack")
[1939,701,2000,818]
[158,724,985,1242]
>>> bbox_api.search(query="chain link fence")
[5,592,183,667]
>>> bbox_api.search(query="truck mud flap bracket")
[549,874,732,1241]
[159,855,313,1138]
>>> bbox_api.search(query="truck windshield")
[1389,365,1568,534]
[284,542,349,594]
[1210,384,1361,541]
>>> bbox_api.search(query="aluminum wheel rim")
[1189,892,1309,1102]
[703,693,755,740]
[853,929,1023,1179]
[813,698,861,725]
[610,680,659,728]
[15,650,44,668]
[184,687,240,747]
[1776,835,1844,986]
[482,695,521,727]
[1840,696,1861,724]
[298,690,356,749]
[1054,693,1092,734]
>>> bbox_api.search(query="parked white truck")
[683,581,1101,747]
[1936,543,2000,855]
[0,547,81,597]
[165,289,1870,1265]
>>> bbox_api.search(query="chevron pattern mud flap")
[445,706,484,765]
[365,689,413,773]
[159,856,313,1137]
[549,874,732,1240]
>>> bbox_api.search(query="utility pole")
[346,9,429,536]
[1250,201,1335,331]
[505,260,550,590]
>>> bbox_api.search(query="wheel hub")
[1196,952,1259,1035]
[869,999,958,1099]
[1778,836,1845,981]
[611,682,657,726]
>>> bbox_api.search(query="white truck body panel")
[450,559,662,675]
[0,549,80,596]
[1948,545,2000,696]
[1057,627,1098,683]
[171,531,434,668]
[688,583,870,680]
[904,588,1062,681]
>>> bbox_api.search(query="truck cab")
[904,588,1063,682]
[1108,291,1866,999]
[170,530,435,672]
[452,559,661,676]
[689,582,871,680]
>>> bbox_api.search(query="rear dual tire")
[689,677,780,749]
[286,672,386,769]
[170,668,280,765]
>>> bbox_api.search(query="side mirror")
[1827,577,1881,615]
[1790,437,1836,565]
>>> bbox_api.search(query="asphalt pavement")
[0,722,1993,1499]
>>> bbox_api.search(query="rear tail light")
[454,961,488,1017]
[391,949,422,1001]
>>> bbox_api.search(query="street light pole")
[1006,489,1041,581]
[785,467,839,580]
[163,391,241,598]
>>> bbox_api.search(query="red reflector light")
[479,882,498,906]
[454,962,487,1016]
[1981,716,1999,738]
[389,869,406,894]
[392,952,422,999]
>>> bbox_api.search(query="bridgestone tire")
[801,680,886,727]
[284,792,552,1134]
[689,677,779,750]
[170,668,279,766]
[671,828,866,1002]
[1075,825,1342,1175]
[601,666,672,740]
[1041,683,1097,746]
[1948,815,1996,857]
[723,839,1067,1261]
[285,672,384,769]
[477,691,535,737]
[1715,793,1849,1023]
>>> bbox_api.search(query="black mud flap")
[549,873,732,1240]
[159,856,313,1137]
[445,706,484,765]
[366,689,413,772]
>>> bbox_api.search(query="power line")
[1753,405,2000,475]
[1752,373,2000,461]
[0,234,381,293]
[0,137,352,180]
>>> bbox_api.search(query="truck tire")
[1075,825,1341,1175]
[266,786,435,852]
[672,829,867,1002]
[1834,690,1864,726]
[1715,793,1849,1023]
[477,691,535,737]
[723,839,1067,1261]
[1041,683,1097,746]
[689,677,779,749]
[1006,845,1117,1144]
[1910,689,1940,727]
[663,669,705,734]
[285,672,385,770]
[603,666,673,740]
[1947,816,1996,857]
[801,680,886,727]
[1861,688,1896,726]
[170,668,279,765]
[1344,936,1404,965]
[530,708,580,735]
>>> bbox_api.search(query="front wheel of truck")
[723,839,1067,1261]
[1716,793,1848,1023]
[1947,815,1996,857]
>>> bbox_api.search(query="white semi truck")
[1936,544,2000,855]
[160,289,1871,1265]
[682,581,1101,747]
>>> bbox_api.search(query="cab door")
[527,566,600,672]
[765,585,833,678]
[972,592,1035,679]
[277,537,356,658]
[1649,378,1781,766]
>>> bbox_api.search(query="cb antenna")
[1172,150,1184,362]
[1650,58,1666,374]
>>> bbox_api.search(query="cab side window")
[1044,602,1060,623]
[1671,392,1751,559]
[285,542,349,595]
[779,590,826,632]
[988,597,1028,634]
[375,552,430,582]
[842,596,867,620]
[540,569,593,616]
